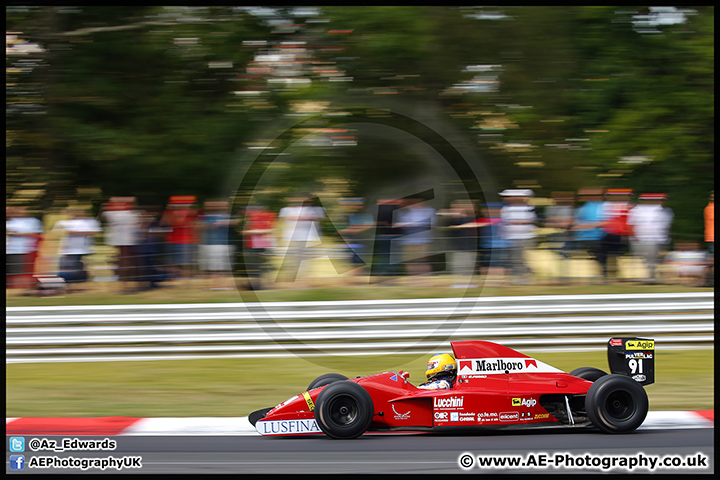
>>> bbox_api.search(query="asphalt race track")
[7,427,713,474]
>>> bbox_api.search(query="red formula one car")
[249,337,655,439]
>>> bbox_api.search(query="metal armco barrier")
[6,292,714,363]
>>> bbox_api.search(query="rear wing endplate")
[607,338,655,386]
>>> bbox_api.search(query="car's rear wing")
[607,338,655,386]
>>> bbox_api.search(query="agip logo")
[512,398,537,407]
[625,340,654,350]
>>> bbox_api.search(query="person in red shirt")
[597,188,634,282]
[242,205,277,290]
[161,196,199,280]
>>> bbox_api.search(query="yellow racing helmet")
[425,353,457,381]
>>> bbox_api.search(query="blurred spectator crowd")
[6,188,714,295]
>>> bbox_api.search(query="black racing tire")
[314,381,374,439]
[307,373,349,390]
[585,374,648,434]
[570,367,608,382]
[248,407,274,426]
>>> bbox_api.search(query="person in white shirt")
[101,197,141,293]
[53,206,102,287]
[277,195,325,285]
[6,205,43,290]
[500,189,537,284]
[627,193,673,282]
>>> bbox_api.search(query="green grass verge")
[6,349,713,417]
[6,280,710,307]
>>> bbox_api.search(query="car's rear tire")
[570,367,608,382]
[314,381,373,439]
[307,373,349,390]
[585,374,648,433]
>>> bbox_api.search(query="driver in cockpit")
[418,353,457,390]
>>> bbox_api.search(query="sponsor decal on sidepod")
[499,412,520,422]
[392,404,411,420]
[457,412,475,422]
[433,396,464,408]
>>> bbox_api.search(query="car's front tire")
[307,373,349,390]
[314,381,373,439]
[585,374,648,433]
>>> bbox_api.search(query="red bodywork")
[255,340,594,436]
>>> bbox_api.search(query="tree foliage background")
[6,6,714,240]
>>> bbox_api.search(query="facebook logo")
[9,455,25,470]
[9,436,25,452]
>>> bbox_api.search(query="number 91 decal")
[628,358,644,380]
[625,352,653,384]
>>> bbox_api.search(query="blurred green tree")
[6,6,713,241]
